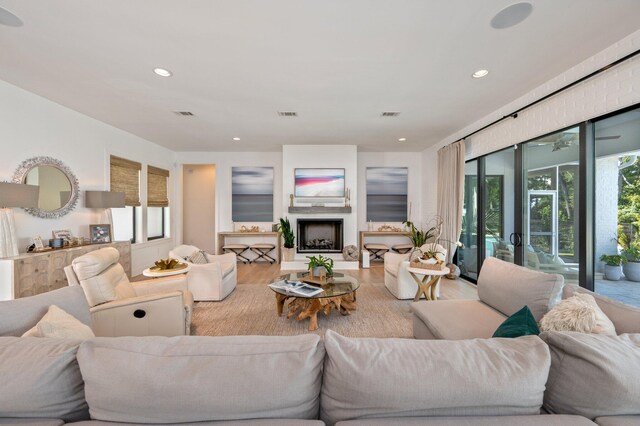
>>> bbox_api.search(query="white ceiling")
[1,1,639,152]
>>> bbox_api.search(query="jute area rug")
[191,279,417,338]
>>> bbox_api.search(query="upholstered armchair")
[169,245,237,301]
[64,247,193,337]
[384,243,448,300]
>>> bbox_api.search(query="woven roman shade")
[110,156,141,206]
[147,165,170,208]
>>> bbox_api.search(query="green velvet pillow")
[492,306,540,338]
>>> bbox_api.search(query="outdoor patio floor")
[595,278,640,308]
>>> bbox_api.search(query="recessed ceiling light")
[153,68,172,77]
[0,6,23,27]
[233,137,241,141]
[490,2,533,29]
[472,69,489,78]
[398,138,407,142]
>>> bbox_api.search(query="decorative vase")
[623,262,640,282]
[311,266,326,277]
[603,264,623,281]
[282,247,295,262]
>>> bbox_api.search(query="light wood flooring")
[236,262,479,300]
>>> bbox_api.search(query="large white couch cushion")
[334,415,595,425]
[541,331,640,420]
[321,330,550,425]
[478,257,563,321]
[0,337,89,422]
[77,334,324,423]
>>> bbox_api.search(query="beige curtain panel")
[147,165,170,208]
[110,156,141,207]
[437,140,465,263]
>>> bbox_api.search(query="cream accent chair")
[64,247,193,337]
[169,245,237,301]
[384,243,447,300]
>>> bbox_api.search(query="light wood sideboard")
[0,241,131,300]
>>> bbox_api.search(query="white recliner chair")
[384,243,448,300]
[64,247,193,337]
[169,245,237,301]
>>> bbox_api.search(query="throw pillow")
[22,305,95,339]
[493,306,540,338]
[540,293,616,335]
[188,250,209,264]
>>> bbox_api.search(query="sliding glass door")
[593,107,640,307]
[522,128,580,285]
[458,160,478,280]
[485,148,515,265]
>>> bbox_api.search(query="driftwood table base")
[275,292,357,331]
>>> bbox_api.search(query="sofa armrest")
[384,251,410,266]
[90,292,187,337]
[91,291,184,312]
[132,275,188,296]
[205,252,237,265]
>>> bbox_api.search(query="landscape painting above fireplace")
[294,168,345,198]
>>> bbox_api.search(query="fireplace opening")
[297,218,344,253]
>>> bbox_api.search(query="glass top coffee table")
[269,272,359,331]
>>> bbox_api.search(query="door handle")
[510,233,522,247]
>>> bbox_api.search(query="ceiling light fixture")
[490,2,533,29]
[0,6,23,27]
[153,68,172,77]
[233,137,241,141]
[398,138,407,142]
[472,69,489,78]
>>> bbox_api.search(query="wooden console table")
[359,231,412,265]
[0,241,131,300]
[217,232,282,263]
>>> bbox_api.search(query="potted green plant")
[622,244,640,282]
[402,220,437,247]
[276,217,295,261]
[306,254,334,277]
[600,254,627,281]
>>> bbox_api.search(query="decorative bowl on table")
[150,258,187,272]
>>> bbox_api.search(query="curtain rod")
[451,47,640,145]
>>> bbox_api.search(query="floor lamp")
[0,182,40,258]
[84,190,126,235]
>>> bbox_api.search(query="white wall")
[283,145,358,250]
[0,80,177,275]
[175,151,283,254]
[421,28,640,221]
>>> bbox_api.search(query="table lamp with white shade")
[0,182,40,258]
[84,190,126,236]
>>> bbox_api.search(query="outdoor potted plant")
[306,254,334,278]
[622,244,640,282]
[276,217,295,261]
[600,254,627,281]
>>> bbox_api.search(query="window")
[110,155,141,243]
[366,167,408,222]
[147,165,170,240]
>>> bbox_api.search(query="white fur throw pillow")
[540,293,616,335]
[22,305,95,339]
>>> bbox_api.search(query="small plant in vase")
[403,220,437,247]
[306,254,334,279]
[276,217,296,261]
[600,254,626,281]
